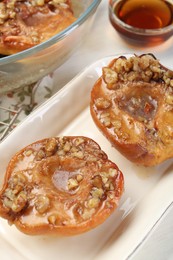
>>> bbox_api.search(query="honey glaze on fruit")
[90,54,173,166]
[0,136,124,235]
[117,85,158,122]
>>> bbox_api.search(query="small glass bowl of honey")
[109,0,173,46]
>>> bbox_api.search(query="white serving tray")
[0,55,173,260]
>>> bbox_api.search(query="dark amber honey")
[117,0,173,29]
[109,0,173,45]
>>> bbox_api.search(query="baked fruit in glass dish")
[0,136,124,236]
[0,0,76,55]
[0,0,101,94]
[90,54,173,167]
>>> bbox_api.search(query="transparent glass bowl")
[0,0,101,94]
[109,0,173,46]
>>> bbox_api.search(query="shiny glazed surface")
[90,54,173,166]
[0,136,124,235]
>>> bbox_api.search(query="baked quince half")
[0,0,76,55]
[0,136,124,235]
[90,54,173,166]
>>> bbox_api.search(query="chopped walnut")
[103,54,173,88]
[92,175,103,188]
[102,67,118,84]
[95,98,111,110]
[24,149,33,157]
[76,174,83,182]
[111,119,121,129]
[82,208,95,220]
[48,214,61,225]
[87,197,100,209]
[35,195,50,214]
[63,141,72,152]
[165,94,173,105]
[11,191,27,213]
[74,137,85,146]
[100,112,111,127]
[35,149,45,160]
[91,187,104,198]
[45,138,57,155]
[68,178,79,190]
[108,168,118,177]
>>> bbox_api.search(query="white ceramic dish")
[0,55,173,260]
